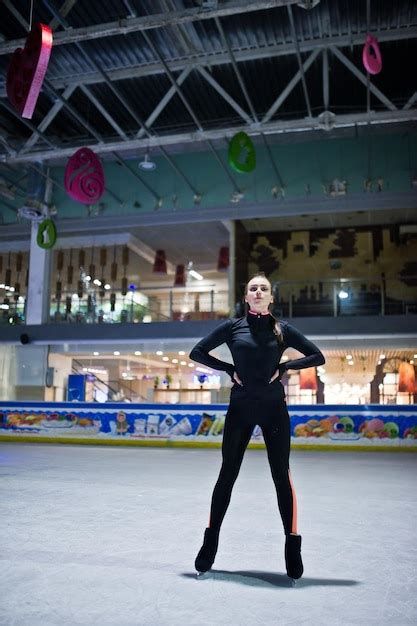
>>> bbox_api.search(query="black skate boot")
[195,527,219,573]
[285,533,304,580]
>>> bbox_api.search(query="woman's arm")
[189,319,235,379]
[281,322,325,372]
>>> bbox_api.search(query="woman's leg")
[261,404,298,536]
[208,413,254,529]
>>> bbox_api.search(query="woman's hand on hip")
[269,363,286,383]
[233,372,243,386]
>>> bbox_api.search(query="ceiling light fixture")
[189,270,203,281]
[138,151,156,171]
[187,261,204,281]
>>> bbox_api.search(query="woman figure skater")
[189,272,325,580]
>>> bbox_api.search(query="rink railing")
[0,402,416,451]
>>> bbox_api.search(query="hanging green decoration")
[37,218,57,249]
[228,131,256,173]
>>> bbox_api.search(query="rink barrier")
[0,401,416,451]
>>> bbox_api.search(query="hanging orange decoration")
[398,362,415,393]
[299,367,318,391]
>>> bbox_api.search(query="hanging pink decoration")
[362,35,382,75]
[6,23,53,119]
[64,148,105,205]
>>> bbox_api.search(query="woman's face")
[245,276,273,313]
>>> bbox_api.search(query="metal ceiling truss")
[287,4,312,118]
[4,110,417,166]
[0,4,415,169]
[1,25,415,96]
[1,2,202,200]
[21,84,79,153]
[0,1,302,55]
[214,17,258,124]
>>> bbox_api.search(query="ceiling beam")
[3,0,30,31]
[136,66,193,139]
[20,84,78,153]
[287,4,312,118]
[214,16,258,123]
[262,48,320,123]
[0,1,300,55]
[196,66,253,125]
[2,109,417,165]
[2,191,416,238]
[49,0,79,30]
[80,85,128,140]
[140,30,203,132]
[2,26,415,96]
[330,46,397,112]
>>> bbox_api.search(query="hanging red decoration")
[299,367,318,391]
[153,250,167,274]
[6,23,53,119]
[362,35,382,75]
[64,148,105,205]
[217,246,229,271]
[398,362,415,393]
[174,264,186,287]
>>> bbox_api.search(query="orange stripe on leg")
[288,469,298,534]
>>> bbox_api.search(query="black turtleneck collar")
[246,310,273,331]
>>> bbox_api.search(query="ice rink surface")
[0,442,416,626]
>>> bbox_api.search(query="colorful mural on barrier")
[0,402,416,448]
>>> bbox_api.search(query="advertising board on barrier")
[0,402,416,450]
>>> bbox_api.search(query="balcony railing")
[1,277,416,325]
[272,276,417,318]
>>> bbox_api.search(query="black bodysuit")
[190,313,325,536]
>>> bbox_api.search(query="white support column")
[25,167,53,325]
[25,222,53,324]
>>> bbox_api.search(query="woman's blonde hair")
[243,272,283,342]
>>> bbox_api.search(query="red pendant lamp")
[153,250,167,274]
[217,246,229,271]
[174,264,186,287]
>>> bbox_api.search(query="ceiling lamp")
[189,269,203,281]
[138,151,156,171]
[174,264,186,287]
[187,261,203,280]
[217,247,229,271]
[153,250,167,274]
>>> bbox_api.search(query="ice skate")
[194,527,219,573]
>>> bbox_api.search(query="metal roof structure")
[0,0,416,168]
